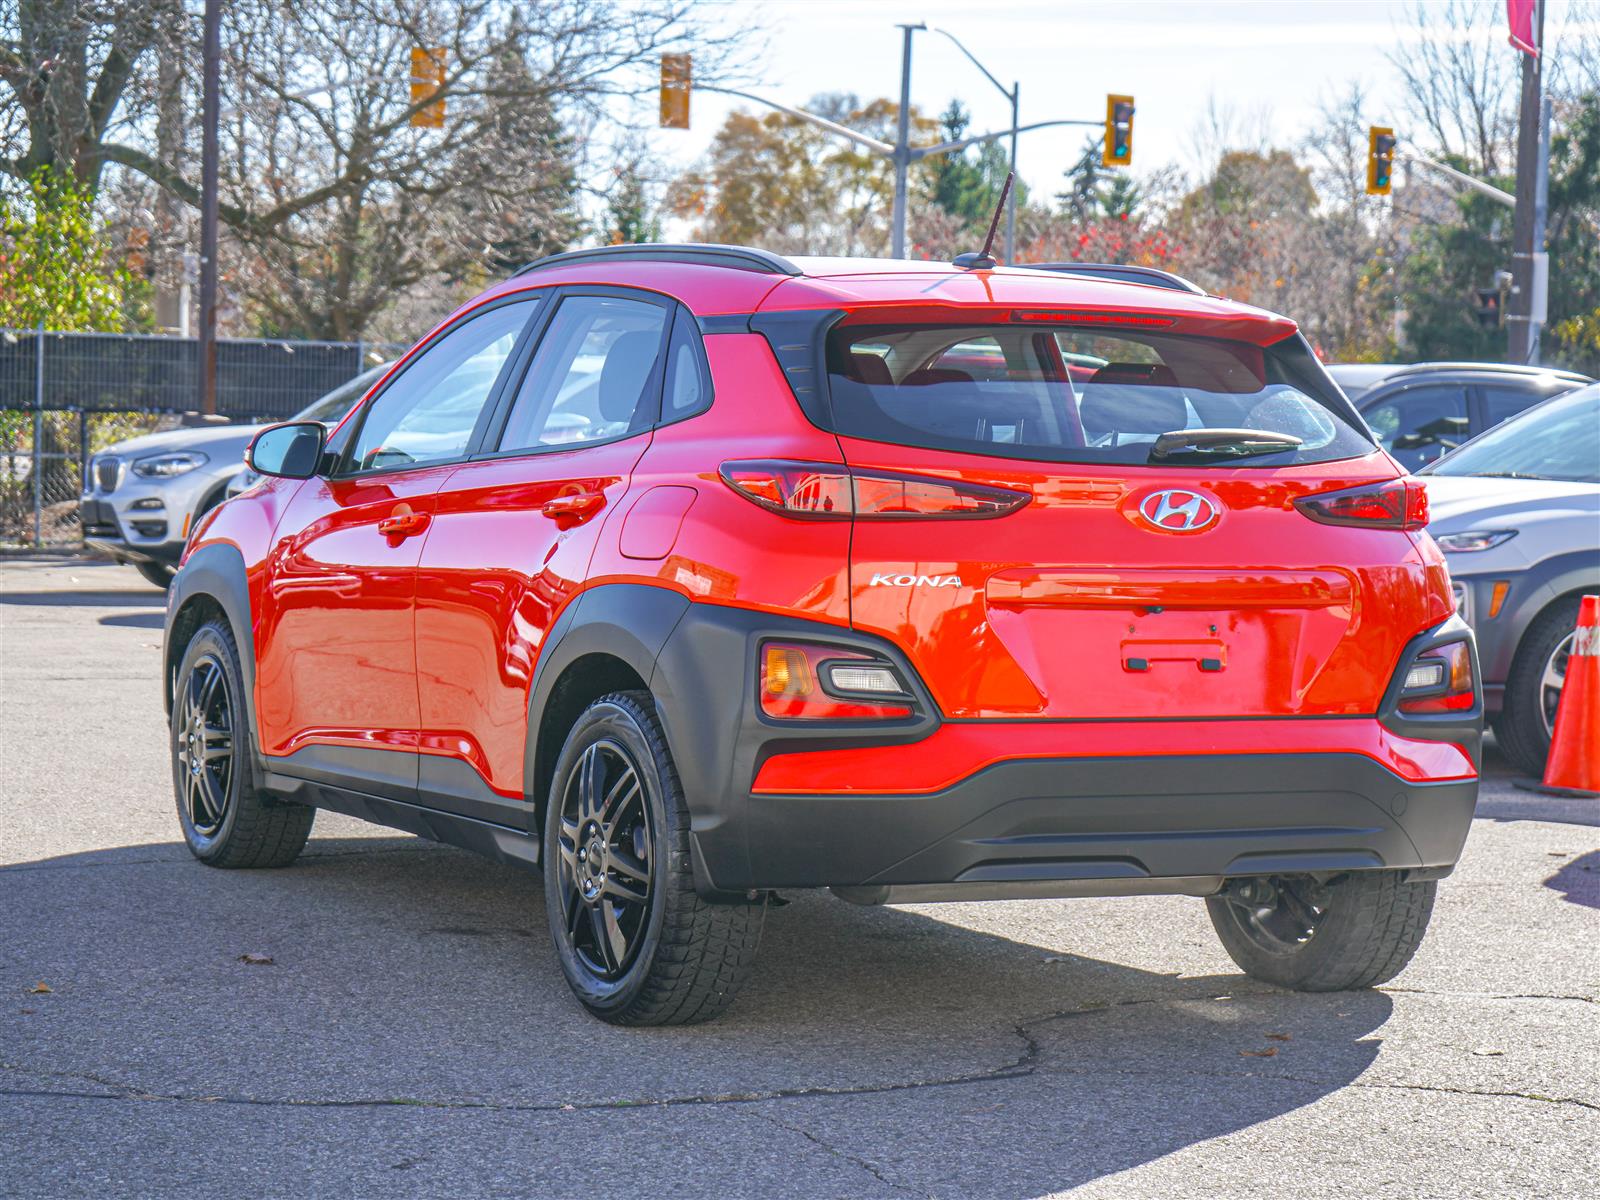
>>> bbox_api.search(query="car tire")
[1206,870,1436,991]
[543,690,764,1025]
[172,619,314,868]
[136,561,175,590]
[1493,596,1582,778]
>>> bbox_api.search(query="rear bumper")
[651,600,1481,900]
[741,752,1477,900]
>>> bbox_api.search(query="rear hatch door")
[831,311,1450,719]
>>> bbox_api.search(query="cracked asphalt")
[2,555,1597,1198]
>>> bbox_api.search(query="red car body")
[165,246,1480,1022]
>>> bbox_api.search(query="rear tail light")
[1398,640,1475,714]
[1293,478,1428,531]
[721,460,1029,520]
[760,642,913,720]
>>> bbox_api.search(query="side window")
[662,309,713,422]
[497,295,667,451]
[350,299,535,471]
[1480,385,1542,429]
[1363,384,1467,470]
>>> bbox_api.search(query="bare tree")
[0,0,178,189]
[4,1,741,336]
[1388,0,1519,174]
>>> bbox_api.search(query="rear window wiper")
[1148,428,1303,462]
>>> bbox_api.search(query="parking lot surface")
[2,556,1596,1198]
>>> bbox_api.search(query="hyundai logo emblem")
[1138,489,1220,532]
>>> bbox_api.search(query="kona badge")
[1138,489,1220,532]
[869,573,963,588]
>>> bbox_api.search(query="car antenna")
[952,172,1014,271]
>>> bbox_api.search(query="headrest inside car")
[1089,362,1179,388]
[848,352,892,386]
[901,367,975,387]
[1079,379,1188,437]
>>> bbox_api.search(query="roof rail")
[516,243,803,278]
[1021,261,1208,296]
[1386,360,1592,381]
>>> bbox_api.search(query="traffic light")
[1367,126,1396,195]
[409,47,447,129]
[1103,95,1133,167]
[660,53,691,129]
[1474,287,1504,329]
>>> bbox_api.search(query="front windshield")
[1423,386,1600,484]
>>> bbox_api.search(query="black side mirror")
[247,422,327,479]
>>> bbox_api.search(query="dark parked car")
[1326,362,1591,472]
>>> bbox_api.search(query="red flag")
[1507,0,1539,56]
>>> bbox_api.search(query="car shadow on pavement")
[96,612,165,629]
[1544,850,1600,910]
[2,834,1395,1195]
[0,589,163,607]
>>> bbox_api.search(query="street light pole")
[700,35,1099,263]
[929,29,1020,262]
[198,0,221,415]
[890,23,924,259]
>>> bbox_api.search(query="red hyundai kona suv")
[164,245,1480,1025]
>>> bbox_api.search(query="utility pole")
[198,0,221,415]
[1507,0,1547,364]
[890,23,923,259]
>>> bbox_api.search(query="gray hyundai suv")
[1420,383,1600,774]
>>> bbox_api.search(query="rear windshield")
[824,323,1373,467]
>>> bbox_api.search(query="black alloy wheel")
[1206,869,1437,991]
[175,653,235,838]
[1216,876,1328,954]
[543,692,764,1025]
[554,740,655,981]
[171,619,314,868]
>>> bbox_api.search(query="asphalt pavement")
[2,555,1596,1198]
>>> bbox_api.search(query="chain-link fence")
[0,328,403,548]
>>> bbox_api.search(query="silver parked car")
[81,364,388,588]
[1420,383,1600,775]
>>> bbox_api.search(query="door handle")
[377,510,430,539]
[541,491,606,527]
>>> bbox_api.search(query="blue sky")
[640,0,1594,198]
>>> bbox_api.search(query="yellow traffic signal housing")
[660,54,691,129]
[1103,95,1134,167]
[410,47,447,128]
[1367,126,1397,195]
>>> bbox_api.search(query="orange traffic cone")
[1541,594,1600,798]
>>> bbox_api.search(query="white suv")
[81,363,388,588]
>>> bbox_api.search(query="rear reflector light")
[1399,640,1475,714]
[721,460,1029,520]
[1011,310,1177,327]
[1404,662,1446,691]
[760,642,912,720]
[825,664,903,694]
[1293,478,1428,531]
